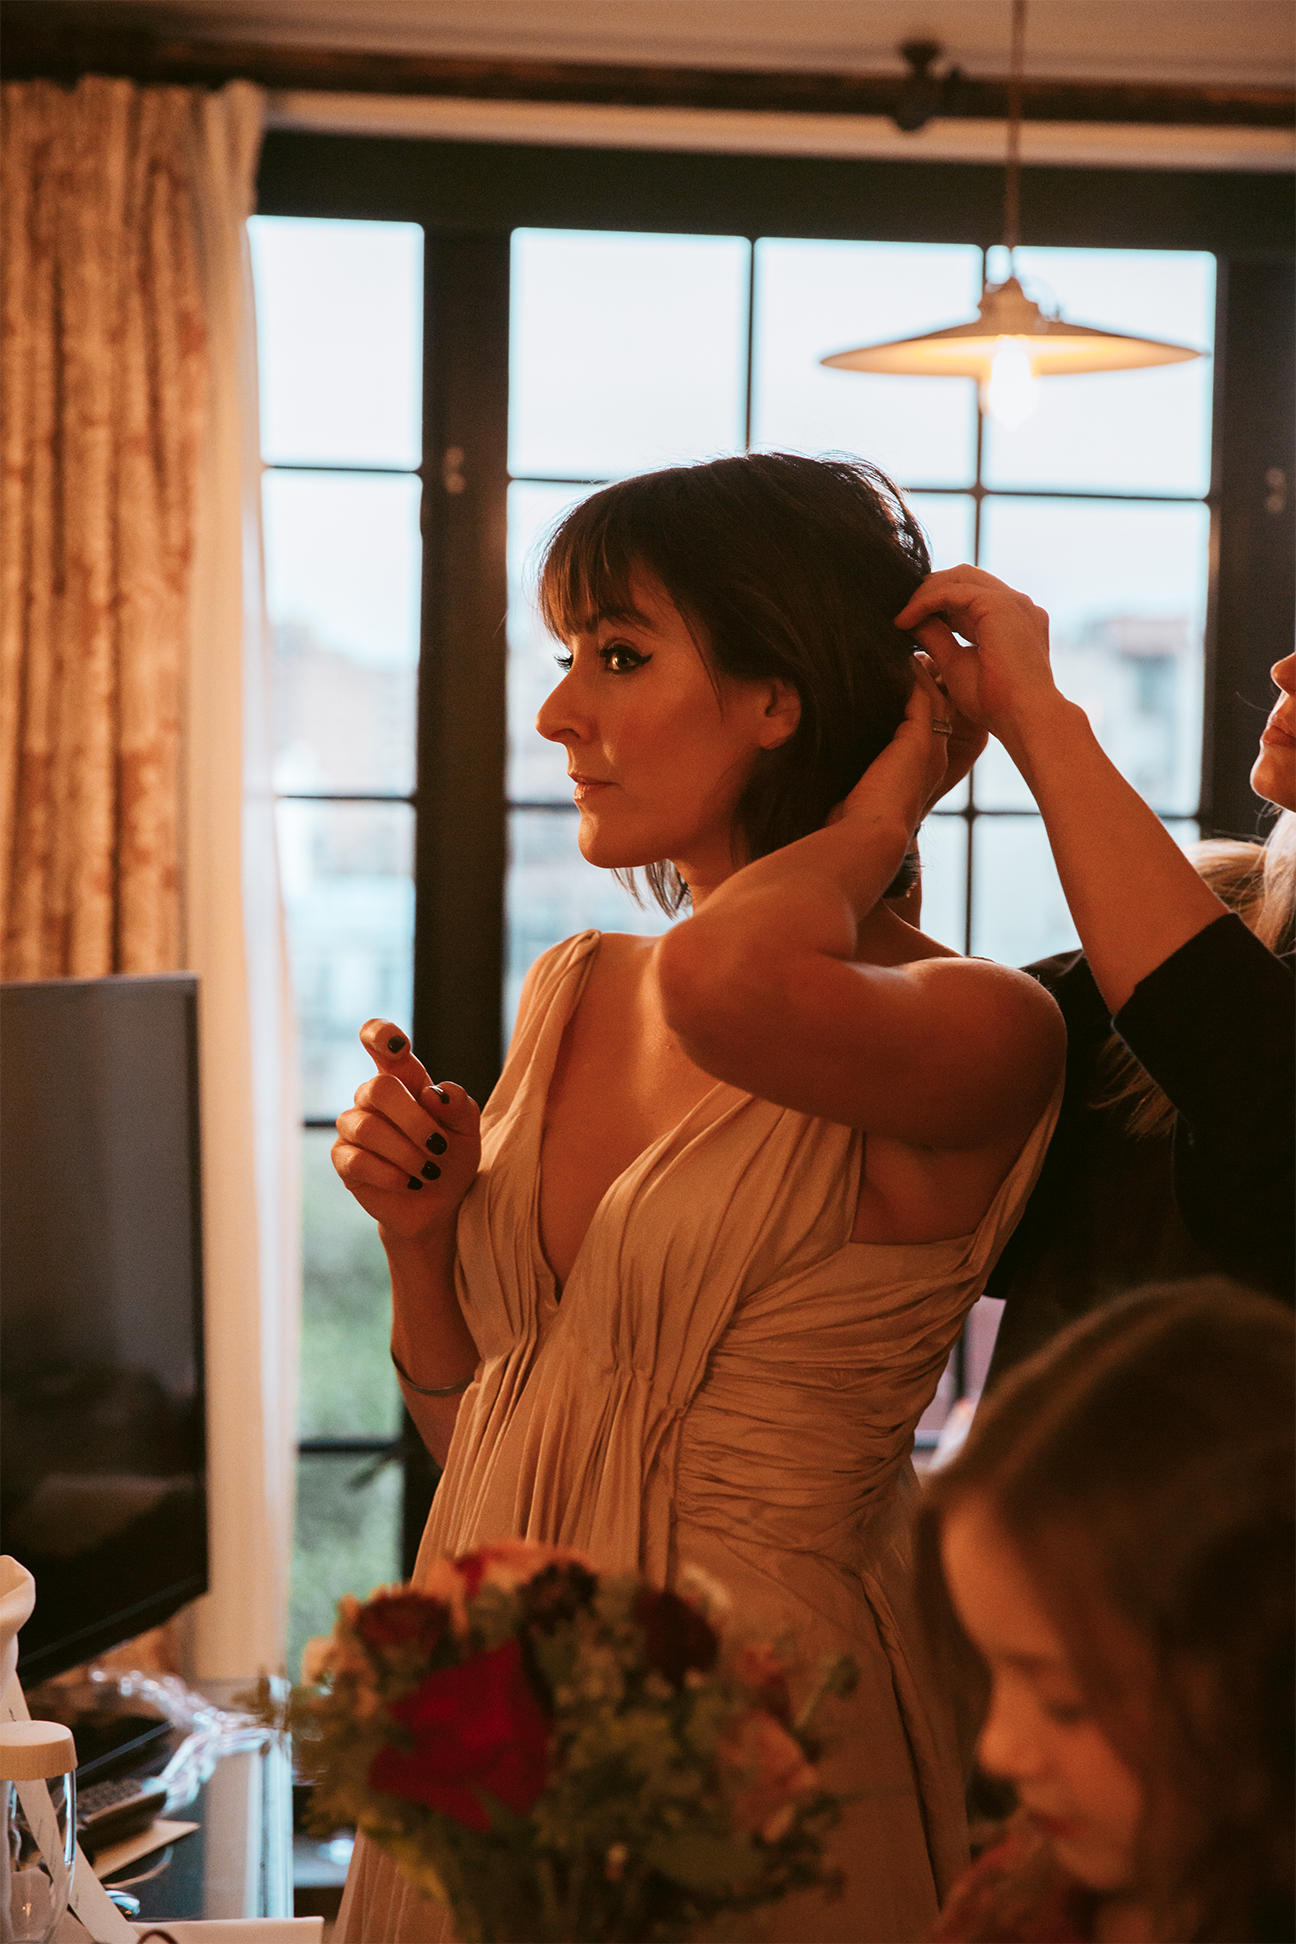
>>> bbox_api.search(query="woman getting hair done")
[897,572,1295,1374]
[331,453,1064,1943]
[920,1282,1295,1943]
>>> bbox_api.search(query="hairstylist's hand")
[895,566,1059,758]
[830,655,953,835]
[332,1021,481,1243]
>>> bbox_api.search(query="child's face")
[941,1496,1144,1892]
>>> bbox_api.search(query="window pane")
[971,815,1079,966]
[918,814,969,953]
[249,216,422,469]
[505,809,675,1039]
[907,492,976,572]
[288,1451,401,1681]
[508,480,598,803]
[509,230,749,479]
[982,248,1214,496]
[278,801,415,1118]
[299,1130,400,1441]
[753,239,983,486]
[978,498,1208,814]
[265,472,421,795]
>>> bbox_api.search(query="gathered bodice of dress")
[418,929,1057,1586]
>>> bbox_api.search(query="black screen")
[1,974,208,1681]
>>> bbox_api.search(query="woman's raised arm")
[655,661,1063,1153]
[895,566,1228,1015]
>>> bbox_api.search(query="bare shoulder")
[910,952,1066,1118]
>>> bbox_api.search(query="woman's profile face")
[535,571,798,895]
[1250,652,1296,812]
[941,1497,1144,1894]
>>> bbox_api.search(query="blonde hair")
[1101,812,1296,1139]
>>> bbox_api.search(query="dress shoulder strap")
[479,931,600,1139]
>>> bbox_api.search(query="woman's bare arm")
[895,567,1228,1016]
[655,662,1063,1150]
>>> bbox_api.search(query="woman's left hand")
[830,656,965,835]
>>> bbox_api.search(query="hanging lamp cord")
[1002,0,1027,260]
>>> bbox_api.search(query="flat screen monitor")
[1,974,208,1683]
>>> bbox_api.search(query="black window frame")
[257,132,1295,1569]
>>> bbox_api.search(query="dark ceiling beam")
[1,9,1292,129]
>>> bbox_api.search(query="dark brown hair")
[538,452,930,913]
[916,1282,1295,1942]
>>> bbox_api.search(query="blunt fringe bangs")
[537,452,931,913]
[916,1281,1296,1944]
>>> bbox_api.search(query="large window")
[250,133,1291,1627]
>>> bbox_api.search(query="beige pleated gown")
[337,932,1060,1944]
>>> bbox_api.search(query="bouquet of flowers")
[291,1540,856,1944]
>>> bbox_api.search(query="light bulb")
[984,338,1038,428]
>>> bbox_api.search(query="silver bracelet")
[391,1347,475,1396]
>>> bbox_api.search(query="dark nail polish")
[432,1084,448,1103]
[427,1133,447,1155]
[407,1176,422,1190]
[422,1161,441,1181]
[387,1034,407,1054]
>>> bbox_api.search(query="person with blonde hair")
[897,569,1294,1367]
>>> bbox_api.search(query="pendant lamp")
[821,0,1203,425]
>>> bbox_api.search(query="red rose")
[369,1636,550,1833]
[355,1592,448,1658]
[633,1588,719,1687]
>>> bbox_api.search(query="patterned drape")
[2,75,298,1683]
[1,76,207,977]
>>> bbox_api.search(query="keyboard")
[76,1773,169,1857]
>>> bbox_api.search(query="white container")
[0,1721,77,1944]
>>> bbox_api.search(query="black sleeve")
[1113,913,1295,1303]
[982,951,1112,1307]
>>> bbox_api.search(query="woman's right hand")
[332,1020,481,1243]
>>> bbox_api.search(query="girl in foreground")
[333,453,1063,1942]
[923,1282,1295,1944]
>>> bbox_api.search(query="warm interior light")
[984,338,1037,427]
[819,2,1204,403]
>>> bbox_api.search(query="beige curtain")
[1,77,206,975]
[0,75,299,1678]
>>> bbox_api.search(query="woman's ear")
[758,678,801,751]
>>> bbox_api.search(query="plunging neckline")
[529,930,729,1303]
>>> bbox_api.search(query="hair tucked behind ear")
[537,452,930,914]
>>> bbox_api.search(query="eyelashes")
[551,644,650,675]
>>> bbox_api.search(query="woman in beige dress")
[332,453,1065,1943]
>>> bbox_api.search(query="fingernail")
[431,1084,448,1103]
[422,1161,441,1181]
[427,1133,447,1155]
[387,1034,407,1054]
[407,1176,423,1191]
